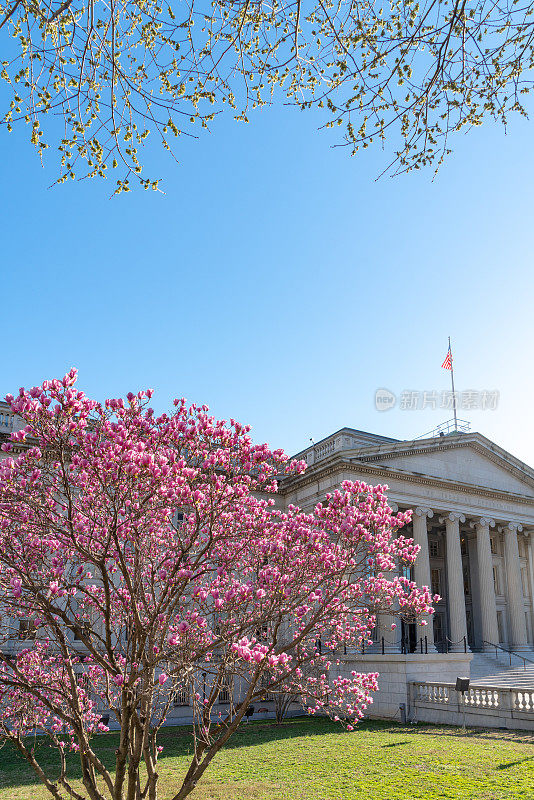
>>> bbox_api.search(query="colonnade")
[376,508,532,654]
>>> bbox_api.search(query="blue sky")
[1,99,533,465]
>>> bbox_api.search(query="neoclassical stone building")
[1,405,533,727]
[3,403,531,656]
[275,427,534,726]
[281,427,534,656]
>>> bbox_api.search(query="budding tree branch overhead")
[1,0,533,191]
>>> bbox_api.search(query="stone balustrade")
[295,429,397,466]
[410,680,534,730]
[314,439,336,460]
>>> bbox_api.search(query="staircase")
[470,651,534,688]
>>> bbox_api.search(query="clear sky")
[1,98,533,465]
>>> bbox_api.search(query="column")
[471,517,499,651]
[503,523,529,651]
[413,507,436,652]
[527,532,534,645]
[441,512,470,652]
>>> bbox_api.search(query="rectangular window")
[173,682,189,707]
[74,621,91,641]
[490,537,497,555]
[76,672,90,692]
[463,565,471,596]
[255,623,269,641]
[521,568,529,597]
[18,619,36,640]
[460,537,468,556]
[497,610,505,643]
[260,672,274,701]
[218,678,232,705]
[433,613,444,644]
[431,569,441,597]
[123,620,133,643]
[429,539,440,558]
[493,566,500,595]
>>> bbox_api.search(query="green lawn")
[0,717,533,800]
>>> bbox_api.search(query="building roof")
[288,427,534,503]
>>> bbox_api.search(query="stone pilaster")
[470,517,499,651]
[441,512,470,652]
[502,523,529,651]
[413,507,436,652]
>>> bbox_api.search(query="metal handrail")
[414,418,471,440]
[483,640,534,670]
[444,635,468,654]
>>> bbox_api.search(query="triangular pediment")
[352,434,534,498]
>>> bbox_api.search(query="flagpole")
[449,336,458,432]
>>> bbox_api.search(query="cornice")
[279,456,534,509]
[353,437,534,489]
[357,439,472,462]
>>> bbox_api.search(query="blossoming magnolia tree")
[0,371,434,800]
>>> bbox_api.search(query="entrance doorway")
[433,613,446,652]
[401,621,417,653]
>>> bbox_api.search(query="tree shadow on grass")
[0,733,121,791]
[2,716,532,793]
[0,717,397,791]
[398,722,534,745]
[157,715,404,759]
[381,742,409,748]
[496,756,534,769]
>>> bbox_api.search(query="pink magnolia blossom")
[0,371,433,800]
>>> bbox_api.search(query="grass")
[0,717,533,800]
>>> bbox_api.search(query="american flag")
[441,347,453,370]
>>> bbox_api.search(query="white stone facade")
[280,427,534,723]
[283,427,534,656]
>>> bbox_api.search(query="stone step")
[469,652,534,687]
[470,676,534,687]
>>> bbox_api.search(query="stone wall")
[336,653,473,720]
